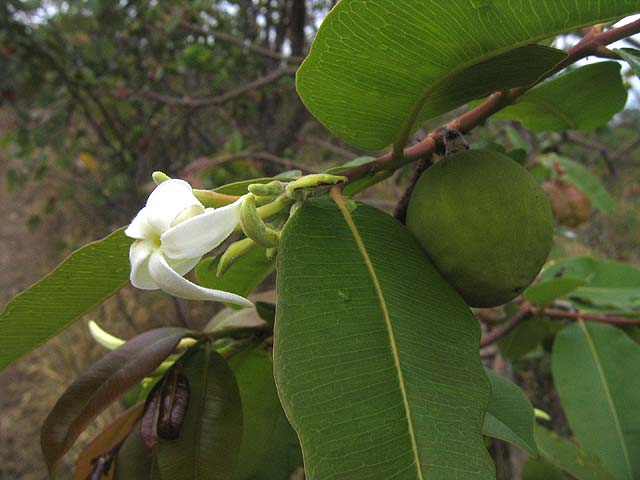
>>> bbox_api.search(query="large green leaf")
[522,457,564,480]
[490,62,627,131]
[296,1,639,150]
[482,369,537,455]
[41,327,192,478]
[155,346,243,480]
[534,425,614,480]
[540,257,640,315]
[0,227,130,371]
[552,322,640,480]
[275,199,494,479]
[230,346,301,480]
[539,154,615,214]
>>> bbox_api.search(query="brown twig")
[142,66,297,108]
[531,306,640,326]
[480,309,532,348]
[479,303,640,347]
[339,18,640,186]
[180,21,304,63]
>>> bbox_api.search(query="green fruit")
[407,149,553,308]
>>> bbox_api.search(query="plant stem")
[339,18,640,186]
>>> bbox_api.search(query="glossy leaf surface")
[552,322,640,480]
[0,228,130,371]
[275,199,493,479]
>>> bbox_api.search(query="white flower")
[124,179,252,307]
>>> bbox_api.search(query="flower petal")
[125,206,155,240]
[145,179,202,233]
[166,255,202,277]
[148,252,252,307]
[160,197,243,260]
[129,239,158,290]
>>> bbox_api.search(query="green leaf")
[41,327,192,478]
[615,48,640,79]
[296,1,640,150]
[522,457,565,480]
[195,243,275,300]
[0,228,130,371]
[524,277,587,306]
[275,199,494,479]
[482,369,537,455]
[303,42,564,149]
[491,62,627,131]
[552,322,640,480]
[539,154,615,214]
[230,346,301,480]
[497,317,553,360]
[534,425,614,480]
[540,257,640,315]
[155,346,243,480]
[571,287,640,313]
[505,126,530,153]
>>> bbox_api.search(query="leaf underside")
[297,0,640,149]
[552,322,640,480]
[482,369,537,455]
[275,199,493,480]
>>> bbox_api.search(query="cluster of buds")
[124,172,346,306]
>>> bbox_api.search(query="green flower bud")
[248,181,286,197]
[240,194,280,248]
[217,237,256,277]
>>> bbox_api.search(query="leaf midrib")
[332,194,424,480]
[390,13,633,149]
[578,320,632,479]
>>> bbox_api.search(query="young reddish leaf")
[41,327,194,478]
[74,403,144,480]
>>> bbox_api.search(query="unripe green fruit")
[407,149,553,308]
